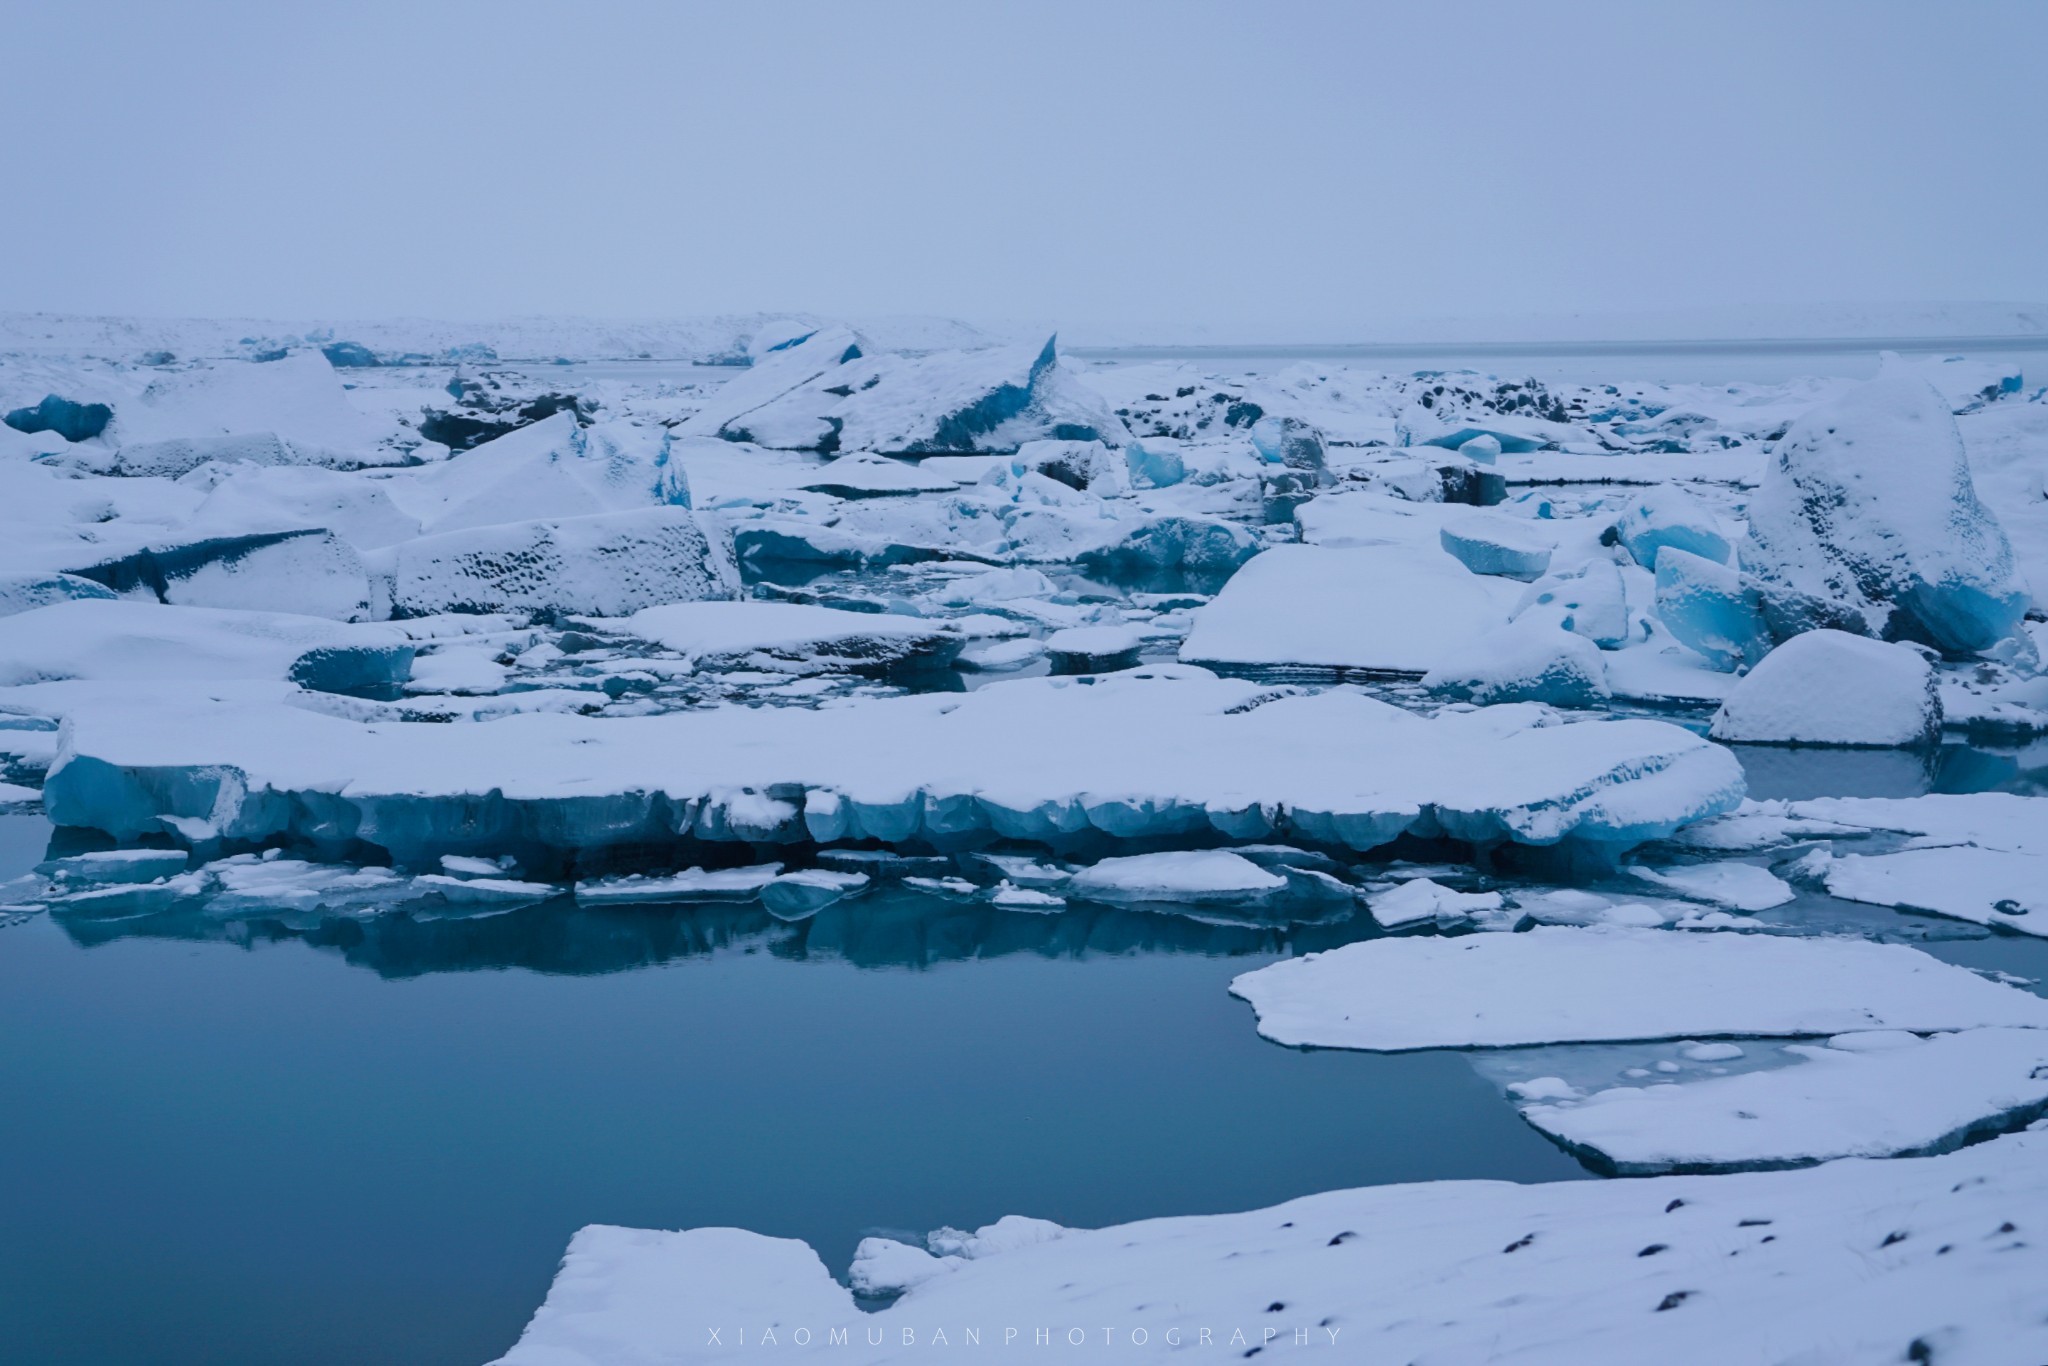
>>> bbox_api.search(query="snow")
[0,571,117,618]
[795,454,961,498]
[1612,486,1731,571]
[1228,926,2048,1051]
[1065,851,1286,906]
[1710,630,1941,746]
[493,1131,2048,1366]
[1745,361,2029,654]
[42,669,1743,861]
[1180,545,1520,674]
[1512,560,1629,649]
[1521,1027,2048,1173]
[0,599,412,690]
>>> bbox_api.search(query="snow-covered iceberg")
[1745,364,2029,654]
[1710,631,1941,746]
[42,669,1743,863]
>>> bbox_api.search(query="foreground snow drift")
[1229,926,2048,1051]
[42,670,1744,862]
[492,1130,2048,1366]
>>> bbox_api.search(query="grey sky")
[4,0,2042,338]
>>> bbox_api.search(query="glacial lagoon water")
[0,813,1584,1366]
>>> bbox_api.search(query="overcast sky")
[4,0,2043,338]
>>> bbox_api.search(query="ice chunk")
[919,566,1058,609]
[1654,547,1772,672]
[4,394,112,443]
[1783,792,2048,855]
[1522,1027,2048,1174]
[761,869,869,920]
[1710,631,1940,746]
[178,463,423,550]
[110,351,391,454]
[385,508,738,618]
[1745,364,2028,653]
[1229,925,2048,1051]
[1438,514,1554,581]
[65,528,374,621]
[957,637,1046,672]
[1012,439,1124,493]
[847,1239,960,1296]
[37,848,189,886]
[0,599,412,692]
[604,602,958,674]
[1628,861,1795,911]
[1066,850,1287,907]
[1457,433,1501,464]
[1367,876,1502,930]
[1122,438,1187,489]
[66,430,408,478]
[574,863,783,906]
[1512,560,1629,649]
[493,1131,2048,1366]
[44,670,1741,859]
[1422,615,1610,707]
[1612,487,1731,571]
[1044,624,1142,674]
[1181,545,1520,675]
[1075,515,1258,576]
[397,413,688,536]
[404,647,508,695]
[0,571,116,619]
[1822,846,2048,937]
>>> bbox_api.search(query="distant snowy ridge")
[0,312,995,364]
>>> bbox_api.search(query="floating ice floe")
[1712,630,1941,746]
[491,1130,2048,1366]
[1745,363,2029,654]
[574,864,785,906]
[1521,1027,2048,1174]
[42,669,1744,862]
[1228,925,2048,1051]
[1628,861,1795,911]
[1064,851,1286,907]
[1043,624,1142,674]
[1819,847,2047,937]
[1366,876,1502,930]
[794,454,962,498]
[1439,513,1555,581]
[1180,545,1520,675]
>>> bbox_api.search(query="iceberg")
[1611,487,1731,571]
[1653,547,1772,672]
[108,351,393,455]
[42,669,1743,863]
[1074,515,1259,577]
[1422,615,1610,707]
[1521,1027,2048,1174]
[1043,624,1143,674]
[1228,925,2048,1051]
[70,528,374,622]
[1627,860,1794,911]
[384,508,738,618]
[1511,560,1630,649]
[4,393,113,443]
[1367,876,1501,930]
[1438,514,1555,581]
[1180,545,1520,675]
[492,1132,2048,1366]
[1710,631,1941,746]
[1745,364,2028,653]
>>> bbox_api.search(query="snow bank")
[1710,630,1941,746]
[1229,925,2048,1051]
[493,1132,2048,1366]
[42,669,1744,861]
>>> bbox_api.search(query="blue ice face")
[1614,487,1731,572]
[1654,548,1773,672]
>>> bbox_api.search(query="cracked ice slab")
[42,669,1743,861]
[1521,1027,2048,1174]
[491,1131,2048,1366]
[1228,926,2048,1051]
